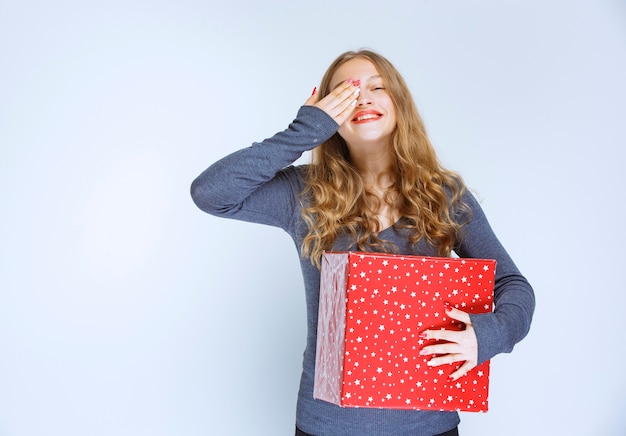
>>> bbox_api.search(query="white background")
[1,1,625,435]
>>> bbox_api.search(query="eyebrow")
[331,74,383,91]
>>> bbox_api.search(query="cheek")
[386,104,398,127]
[337,122,353,138]
[384,98,396,117]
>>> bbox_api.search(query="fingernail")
[311,86,317,96]
[444,302,452,312]
[419,332,428,339]
[346,78,354,85]
[419,348,428,355]
[353,88,360,96]
[353,79,361,87]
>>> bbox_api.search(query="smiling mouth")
[353,113,383,123]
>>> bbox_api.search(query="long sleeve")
[190,105,338,229]
[455,192,536,364]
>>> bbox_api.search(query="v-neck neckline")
[378,217,404,235]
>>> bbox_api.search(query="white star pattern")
[315,252,494,412]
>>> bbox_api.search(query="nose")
[356,89,372,106]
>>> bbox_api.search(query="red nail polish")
[419,332,428,339]
[353,79,361,87]
[311,86,317,96]
[346,78,354,85]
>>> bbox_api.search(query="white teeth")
[355,114,379,122]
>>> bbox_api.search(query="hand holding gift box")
[314,251,495,412]
[419,302,478,382]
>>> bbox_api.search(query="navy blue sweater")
[191,105,535,435]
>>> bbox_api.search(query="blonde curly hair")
[301,50,470,268]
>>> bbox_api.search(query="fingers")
[445,303,472,324]
[418,303,478,379]
[420,340,462,357]
[420,325,477,355]
[420,327,467,344]
[306,79,361,125]
[425,352,466,367]
[449,360,476,381]
[320,80,360,123]
[420,335,478,380]
[303,87,319,106]
[419,330,469,365]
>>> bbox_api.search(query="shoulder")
[275,164,310,193]
[280,164,309,179]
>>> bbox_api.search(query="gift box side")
[314,252,350,405]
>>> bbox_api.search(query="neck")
[349,144,400,231]
[351,150,393,187]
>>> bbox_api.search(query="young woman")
[191,49,535,436]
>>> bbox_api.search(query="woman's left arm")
[419,191,535,379]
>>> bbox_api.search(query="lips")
[352,109,383,124]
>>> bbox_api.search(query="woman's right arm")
[190,81,360,227]
[190,105,337,227]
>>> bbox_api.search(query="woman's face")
[330,58,397,153]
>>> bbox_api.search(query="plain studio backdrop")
[1,1,624,435]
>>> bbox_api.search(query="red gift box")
[314,251,495,412]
